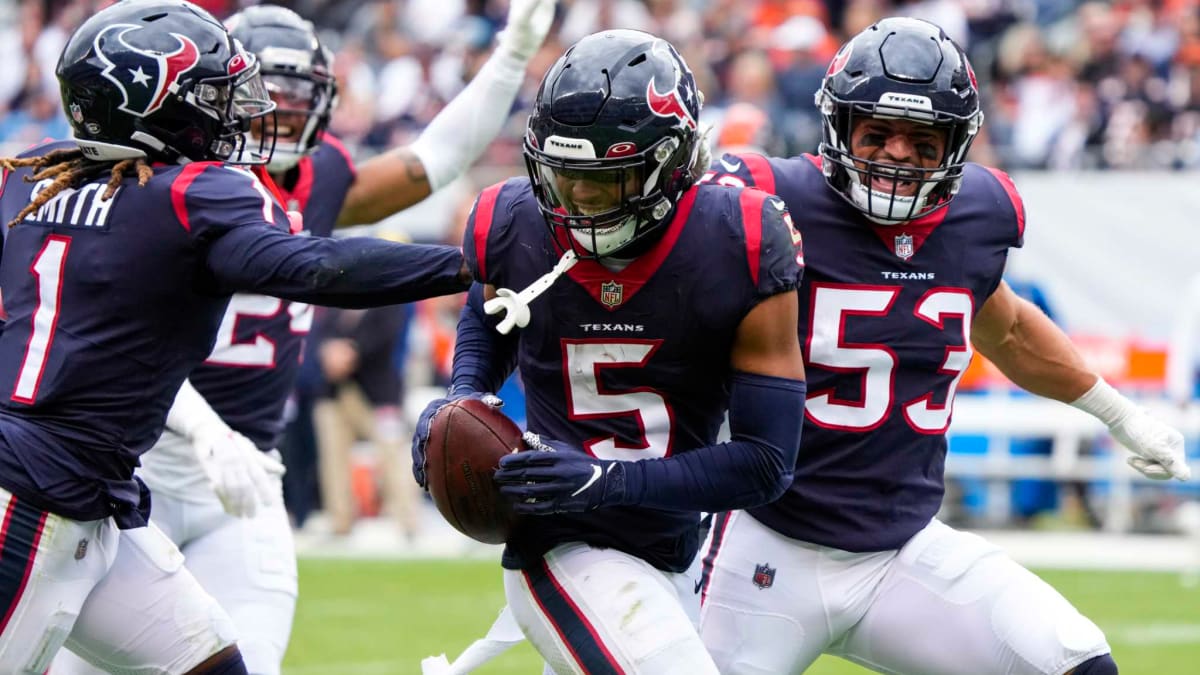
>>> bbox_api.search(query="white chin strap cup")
[484,250,579,334]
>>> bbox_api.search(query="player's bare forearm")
[971,281,1095,402]
[335,148,432,228]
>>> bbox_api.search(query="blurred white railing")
[947,396,1200,531]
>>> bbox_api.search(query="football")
[425,398,524,544]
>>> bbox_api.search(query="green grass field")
[284,558,1200,674]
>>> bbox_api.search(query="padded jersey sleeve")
[735,187,804,299]
[981,166,1026,250]
[462,178,526,287]
[168,163,291,240]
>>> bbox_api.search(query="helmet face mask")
[57,0,277,165]
[227,6,338,173]
[194,50,277,164]
[817,17,983,224]
[524,30,702,260]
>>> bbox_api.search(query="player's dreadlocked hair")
[1,148,154,228]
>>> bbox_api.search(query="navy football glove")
[494,432,632,514]
[411,391,503,488]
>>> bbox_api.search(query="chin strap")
[483,250,578,334]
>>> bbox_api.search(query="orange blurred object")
[352,460,381,518]
[958,335,1170,393]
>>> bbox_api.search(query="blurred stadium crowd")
[9,0,1200,177]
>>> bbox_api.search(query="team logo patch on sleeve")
[753,563,776,589]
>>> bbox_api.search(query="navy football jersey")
[465,177,803,573]
[706,153,1024,551]
[186,133,355,449]
[0,140,458,526]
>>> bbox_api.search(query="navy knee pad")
[1072,654,1118,675]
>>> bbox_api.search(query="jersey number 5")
[806,284,973,433]
[564,340,673,461]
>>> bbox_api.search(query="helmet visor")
[533,161,645,222]
[264,74,322,110]
[232,68,274,118]
[211,61,276,165]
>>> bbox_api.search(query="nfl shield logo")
[600,281,624,307]
[752,563,776,589]
[894,233,914,260]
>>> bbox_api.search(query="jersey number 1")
[12,236,71,404]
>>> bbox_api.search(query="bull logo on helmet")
[645,41,698,131]
[95,24,201,117]
[826,42,853,77]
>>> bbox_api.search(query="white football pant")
[506,542,718,675]
[0,487,236,675]
[698,513,1110,675]
[55,434,296,675]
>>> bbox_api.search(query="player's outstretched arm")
[336,0,557,227]
[204,225,471,307]
[495,290,808,514]
[973,280,1191,481]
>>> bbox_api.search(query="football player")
[695,17,1190,675]
[0,1,472,672]
[411,30,807,673]
[52,1,558,674]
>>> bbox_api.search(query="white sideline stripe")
[984,531,1200,572]
[286,660,409,674]
[295,511,1200,573]
[1113,623,1200,645]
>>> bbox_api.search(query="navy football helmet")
[226,4,337,172]
[816,17,982,223]
[56,0,275,164]
[524,30,703,259]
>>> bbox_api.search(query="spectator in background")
[278,321,325,530]
[995,22,1080,168]
[0,1,32,113]
[19,0,1200,175]
[0,85,70,145]
[313,292,421,540]
[558,0,653,45]
[767,14,835,153]
[712,102,778,157]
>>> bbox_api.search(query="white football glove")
[193,425,286,518]
[1109,409,1192,481]
[496,0,557,62]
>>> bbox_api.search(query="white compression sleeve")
[165,378,228,440]
[409,49,527,192]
